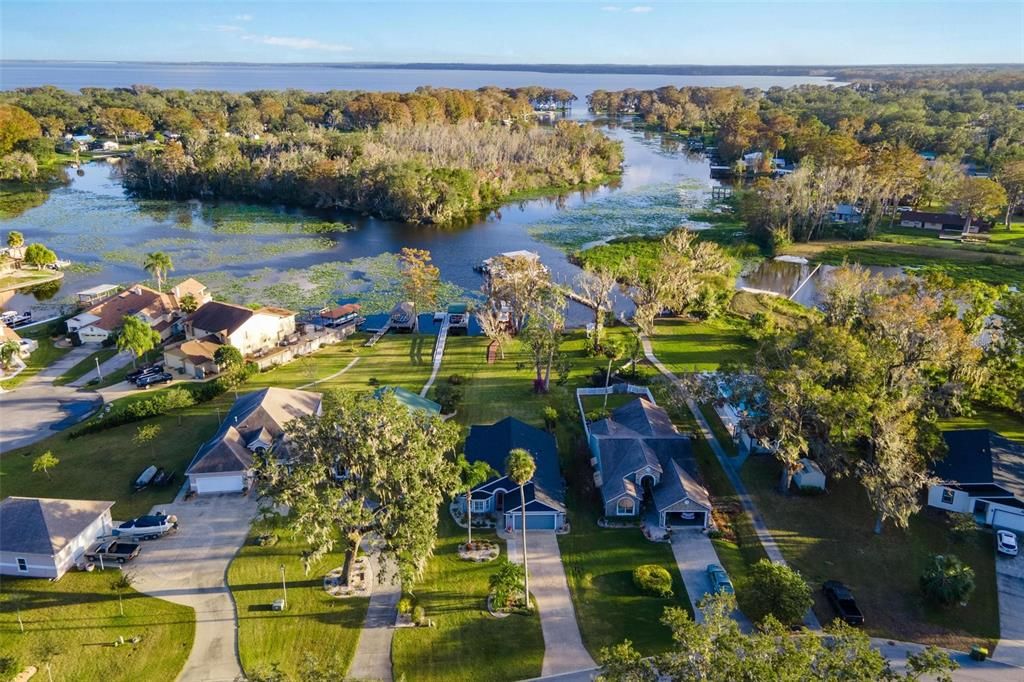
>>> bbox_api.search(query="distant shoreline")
[3,60,1020,78]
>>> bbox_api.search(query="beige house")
[0,497,114,579]
[66,279,211,345]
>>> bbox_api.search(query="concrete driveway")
[505,532,596,677]
[993,545,1024,668]
[670,529,752,631]
[132,494,258,682]
[0,345,100,453]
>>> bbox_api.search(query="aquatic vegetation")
[528,180,711,249]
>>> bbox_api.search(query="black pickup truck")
[823,580,864,626]
[84,540,141,564]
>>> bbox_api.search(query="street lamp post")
[280,564,287,610]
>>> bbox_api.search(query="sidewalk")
[347,550,400,682]
[68,349,134,387]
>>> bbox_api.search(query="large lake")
[0,64,847,322]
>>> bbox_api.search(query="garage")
[191,474,246,495]
[663,510,708,528]
[991,508,1024,534]
[508,512,559,531]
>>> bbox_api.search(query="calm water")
[0,61,842,98]
[737,259,904,307]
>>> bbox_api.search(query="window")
[16,558,27,572]
[471,499,487,513]
[941,488,955,505]
[616,498,635,516]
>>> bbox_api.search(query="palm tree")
[458,456,496,546]
[142,251,173,292]
[6,230,24,249]
[506,448,536,611]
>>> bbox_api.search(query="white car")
[997,530,1019,557]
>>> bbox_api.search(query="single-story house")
[374,385,442,415]
[588,398,711,529]
[459,417,566,532]
[0,497,114,579]
[163,335,221,378]
[185,387,323,495]
[318,303,362,328]
[829,204,863,225]
[63,134,94,150]
[98,140,119,151]
[927,429,1024,533]
[899,211,993,234]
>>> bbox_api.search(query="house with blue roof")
[373,385,442,415]
[458,417,567,532]
[587,398,711,529]
[185,387,322,495]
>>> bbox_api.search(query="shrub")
[543,406,558,430]
[489,559,526,609]
[397,596,415,615]
[921,554,975,607]
[412,605,426,625]
[367,376,379,386]
[632,564,674,598]
[949,513,978,543]
[585,408,611,423]
[434,383,463,413]
[747,559,812,625]
[448,373,465,385]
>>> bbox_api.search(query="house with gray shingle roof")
[588,398,711,529]
[186,387,322,495]
[0,497,114,578]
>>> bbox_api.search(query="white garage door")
[992,509,1024,533]
[194,474,244,495]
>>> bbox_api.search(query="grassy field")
[53,347,118,386]
[876,222,1024,258]
[940,405,1024,441]
[228,525,368,679]
[0,322,72,390]
[650,316,756,373]
[0,571,194,682]
[698,403,738,456]
[392,515,544,682]
[0,269,62,292]
[741,456,999,651]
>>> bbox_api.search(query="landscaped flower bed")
[458,541,500,562]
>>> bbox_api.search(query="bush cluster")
[632,564,674,598]
[435,383,463,413]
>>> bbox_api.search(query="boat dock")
[420,314,451,397]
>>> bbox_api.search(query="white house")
[66,280,208,345]
[0,497,114,579]
[458,417,566,532]
[180,301,296,357]
[185,387,322,495]
[927,429,1024,533]
[829,204,863,225]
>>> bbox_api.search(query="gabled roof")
[374,385,441,415]
[0,497,113,555]
[0,323,21,344]
[935,430,1024,499]
[188,301,254,336]
[465,417,563,506]
[83,284,176,332]
[604,398,681,439]
[187,387,322,475]
[170,277,207,301]
[166,335,222,365]
[653,456,712,512]
[322,303,361,320]
[593,438,663,503]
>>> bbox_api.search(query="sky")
[1,1,1022,65]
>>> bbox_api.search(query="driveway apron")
[670,530,753,632]
[132,495,257,682]
[994,549,1024,668]
[505,532,596,676]
[348,552,400,682]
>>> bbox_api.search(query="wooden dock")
[364,321,391,347]
[420,314,451,397]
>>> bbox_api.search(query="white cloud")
[601,5,621,11]
[243,34,353,52]
[629,6,653,12]
[234,14,253,21]
[214,24,244,33]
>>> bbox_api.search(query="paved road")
[506,532,596,677]
[68,349,134,387]
[993,548,1024,668]
[132,494,257,682]
[348,551,400,682]
[670,529,753,632]
[0,345,99,453]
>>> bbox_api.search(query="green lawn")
[93,348,162,388]
[228,525,368,679]
[741,456,999,652]
[650,317,756,374]
[0,322,72,390]
[0,571,194,682]
[53,347,118,386]
[392,515,544,682]
[876,222,1024,258]
[698,403,738,456]
[940,405,1024,441]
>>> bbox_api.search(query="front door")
[495,491,505,514]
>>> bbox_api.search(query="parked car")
[823,580,864,625]
[125,364,163,383]
[135,371,173,389]
[84,540,140,564]
[115,512,179,540]
[997,530,1019,557]
[706,564,734,594]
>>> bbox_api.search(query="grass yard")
[228,525,368,679]
[650,316,756,374]
[698,403,738,456]
[93,349,162,388]
[0,571,194,682]
[0,322,72,390]
[940,405,1024,442]
[0,403,219,518]
[741,456,999,651]
[53,347,118,386]
[392,515,544,682]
